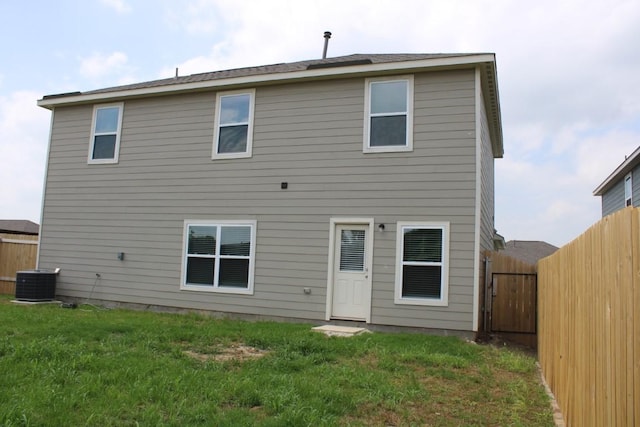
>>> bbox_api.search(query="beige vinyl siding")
[479,85,496,251]
[39,69,479,331]
[370,70,476,330]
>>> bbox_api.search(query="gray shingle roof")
[38,52,503,159]
[43,53,485,99]
[501,240,559,265]
[0,220,40,235]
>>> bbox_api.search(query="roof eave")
[593,145,640,196]
[478,58,504,158]
[37,53,498,109]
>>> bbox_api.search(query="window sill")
[181,284,254,295]
[394,297,448,307]
[88,159,119,165]
[211,152,252,160]
[363,145,412,154]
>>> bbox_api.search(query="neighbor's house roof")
[501,240,559,265]
[38,53,503,158]
[593,146,640,196]
[0,220,40,235]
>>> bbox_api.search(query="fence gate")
[490,272,537,334]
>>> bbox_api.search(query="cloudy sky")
[1,0,639,247]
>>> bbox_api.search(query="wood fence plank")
[538,207,639,426]
[632,208,639,426]
[0,237,38,295]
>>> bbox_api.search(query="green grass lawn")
[0,296,554,426]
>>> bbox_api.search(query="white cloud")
[100,0,131,14]
[78,51,136,87]
[4,0,640,246]
[496,129,639,246]
[79,51,128,79]
[155,0,640,248]
[0,91,50,222]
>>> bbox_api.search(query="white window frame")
[625,173,633,207]
[363,75,414,153]
[88,102,124,164]
[212,89,255,160]
[394,221,449,306]
[180,219,257,295]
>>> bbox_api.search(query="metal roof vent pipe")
[322,31,332,59]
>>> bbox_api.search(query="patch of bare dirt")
[183,344,269,362]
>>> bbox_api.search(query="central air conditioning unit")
[15,270,57,302]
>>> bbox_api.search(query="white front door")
[331,224,370,320]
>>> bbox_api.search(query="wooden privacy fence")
[0,234,38,295]
[538,207,639,427]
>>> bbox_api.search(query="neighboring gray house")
[593,146,640,217]
[37,53,503,335]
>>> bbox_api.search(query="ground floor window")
[395,221,449,306]
[181,220,256,294]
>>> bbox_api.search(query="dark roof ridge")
[56,52,489,98]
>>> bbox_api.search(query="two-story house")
[37,53,503,336]
[593,146,640,217]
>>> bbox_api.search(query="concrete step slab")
[312,325,370,337]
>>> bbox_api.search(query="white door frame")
[325,217,374,323]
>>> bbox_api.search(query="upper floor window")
[213,89,255,159]
[395,221,449,306]
[364,75,414,153]
[625,173,633,207]
[89,103,123,164]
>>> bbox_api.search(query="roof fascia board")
[38,54,496,109]
[593,145,640,195]
[476,61,503,158]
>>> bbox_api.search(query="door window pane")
[340,229,365,272]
